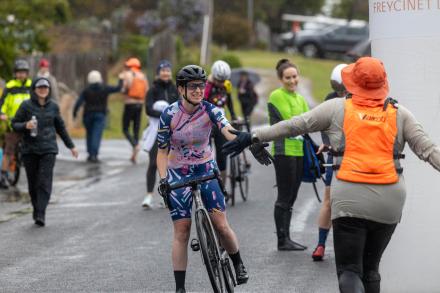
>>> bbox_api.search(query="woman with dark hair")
[223,57,440,292]
[12,77,78,226]
[267,59,309,251]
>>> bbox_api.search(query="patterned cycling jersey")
[157,100,230,169]
[204,80,232,108]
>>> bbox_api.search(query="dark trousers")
[212,126,227,172]
[333,217,397,293]
[146,143,158,193]
[122,104,142,147]
[273,155,303,211]
[83,112,106,157]
[22,154,56,216]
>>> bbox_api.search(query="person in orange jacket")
[120,58,149,163]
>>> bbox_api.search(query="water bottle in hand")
[30,116,38,137]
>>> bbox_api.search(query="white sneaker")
[142,194,153,208]
[157,200,167,209]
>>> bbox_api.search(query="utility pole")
[200,0,213,66]
[247,0,254,28]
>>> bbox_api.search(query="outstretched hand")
[222,129,252,158]
[249,142,274,166]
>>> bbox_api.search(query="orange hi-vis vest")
[336,98,402,184]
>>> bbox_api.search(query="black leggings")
[122,104,142,147]
[212,126,227,172]
[146,143,158,193]
[273,155,303,211]
[22,154,56,217]
[333,217,397,293]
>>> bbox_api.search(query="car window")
[347,26,368,35]
[332,26,347,36]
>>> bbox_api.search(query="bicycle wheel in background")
[237,153,249,202]
[195,209,225,293]
[7,151,21,186]
[227,157,237,206]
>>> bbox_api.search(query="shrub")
[213,13,252,49]
[217,53,242,69]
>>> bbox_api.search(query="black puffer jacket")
[145,79,179,118]
[12,77,75,155]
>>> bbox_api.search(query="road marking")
[292,198,317,233]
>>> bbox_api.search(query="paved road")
[0,140,339,293]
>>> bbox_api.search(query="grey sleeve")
[400,106,440,171]
[255,99,336,142]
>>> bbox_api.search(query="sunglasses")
[187,82,206,91]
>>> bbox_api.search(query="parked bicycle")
[5,142,22,187]
[227,120,250,206]
[169,170,236,293]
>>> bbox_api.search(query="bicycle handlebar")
[170,172,218,191]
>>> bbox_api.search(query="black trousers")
[212,126,227,172]
[122,104,142,147]
[146,143,158,193]
[333,217,397,293]
[22,154,56,216]
[273,155,303,211]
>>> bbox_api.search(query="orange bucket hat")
[342,57,389,104]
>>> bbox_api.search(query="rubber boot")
[275,206,305,251]
[363,271,381,293]
[339,271,365,293]
[284,209,307,250]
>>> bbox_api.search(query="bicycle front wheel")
[195,209,225,293]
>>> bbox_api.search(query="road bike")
[169,170,236,293]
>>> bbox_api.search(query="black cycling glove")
[249,142,274,166]
[222,129,252,158]
[158,178,171,208]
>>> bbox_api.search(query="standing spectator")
[12,77,78,226]
[121,58,149,164]
[237,71,258,132]
[36,58,60,103]
[73,70,123,163]
[268,59,309,251]
[142,60,178,208]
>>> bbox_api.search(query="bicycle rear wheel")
[195,209,225,293]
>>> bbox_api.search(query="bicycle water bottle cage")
[190,238,200,251]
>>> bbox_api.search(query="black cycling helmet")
[14,59,30,72]
[176,65,207,87]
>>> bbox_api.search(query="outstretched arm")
[401,106,440,171]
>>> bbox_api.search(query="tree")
[332,0,369,21]
[0,0,71,79]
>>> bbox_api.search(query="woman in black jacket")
[12,77,78,226]
[142,60,178,208]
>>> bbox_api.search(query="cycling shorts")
[167,160,226,221]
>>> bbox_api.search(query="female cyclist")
[156,65,248,293]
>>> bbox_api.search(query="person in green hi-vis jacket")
[268,59,309,251]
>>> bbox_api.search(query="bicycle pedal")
[190,238,200,251]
